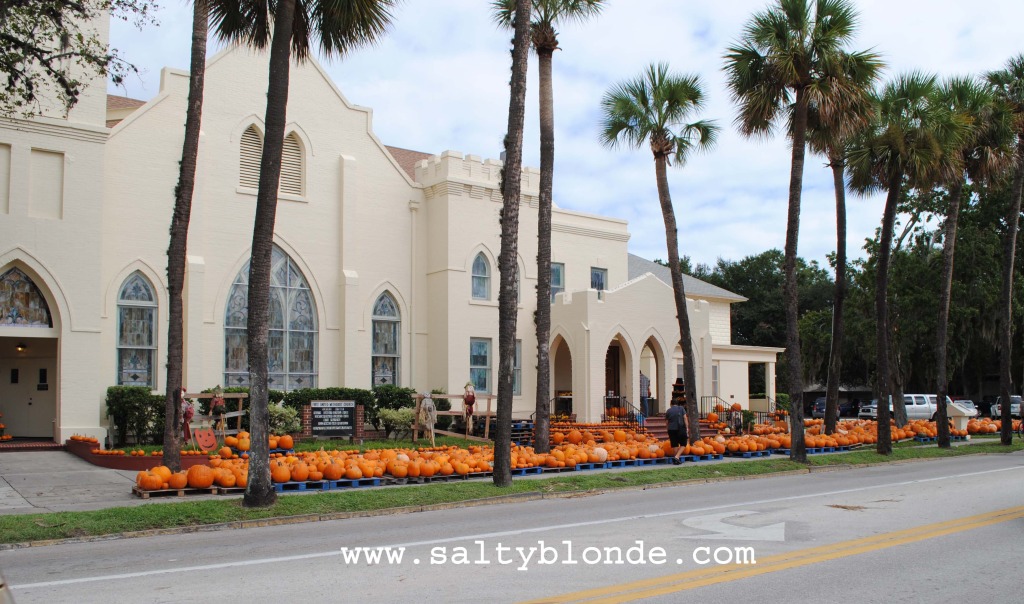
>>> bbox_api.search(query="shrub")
[370,385,416,430]
[377,408,415,439]
[268,404,301,434]
[105,386,164,446]
[774,393,791,414]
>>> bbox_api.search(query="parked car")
[812,397,858,418]
[857,395,952,420]
[992,396,1022,418]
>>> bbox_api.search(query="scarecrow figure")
[209,385,227,434]
[463,382,476,438]
[180,387,195,442]
[418,394,438,448]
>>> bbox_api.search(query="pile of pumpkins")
[135,464,229,491]
[967,417,1022,434]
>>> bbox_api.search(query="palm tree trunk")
[824,157,846,436]
[875,172,903,455]
[533,44,554,454]
[244,0,296,508]
[935,179,965,448]
[163,0,208,472]
[784,89,808,463]
[999,145,1024,445]
[653,154,699,443]
[493,0,531,488]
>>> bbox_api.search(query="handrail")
[603,396,645,431]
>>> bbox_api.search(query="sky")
[108,0,1023,270]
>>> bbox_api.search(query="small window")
[470,338,491,393]
[711,362,720,398]
[513,339,522,396]
[239,125,262,189]
[280,132,303,196]
[591,267,607,291]
[472,253,490,300]
[551,262,564,303]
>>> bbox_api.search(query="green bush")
[268,404,301,434]
[371,385,416,431]
[105,387,165,446]
[774,393,791,414]
[377,408,415,439]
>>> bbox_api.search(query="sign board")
[311,400,356,437]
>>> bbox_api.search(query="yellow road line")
[524,505,1024,604]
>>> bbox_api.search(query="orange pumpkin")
[270,462,291,483]
[168,472,188,490]
[186,465,215,489]
[277,434,294,449]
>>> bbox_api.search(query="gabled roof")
[385,145,432,180]
[107,94,146,111]
[627,254,747,302]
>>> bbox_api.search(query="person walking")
[666,398,690,464]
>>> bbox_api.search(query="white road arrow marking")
[679,510,786,541]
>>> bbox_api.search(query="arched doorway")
[604,334,633,416]
[640,336,664,416]
[0,266,59,440]
[551,335,573,417]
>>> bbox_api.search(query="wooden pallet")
[217,487,246,495]
[132,485,218,499]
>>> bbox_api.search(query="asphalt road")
[3,453,1023,603]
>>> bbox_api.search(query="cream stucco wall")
[1,39,781,441]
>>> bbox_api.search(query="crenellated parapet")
[415,150,539,205]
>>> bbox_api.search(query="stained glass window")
[472,253,490,300]
[224,246,318,390]
[371,292,400,386]
[0,267,53,328]
[117,273,156,387]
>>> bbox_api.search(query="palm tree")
[493,0,604,455]
[803,52,882,435]
[210,0,398,507]
[492,0,532,488]
[847,73,967,454]
[985,54,1024,446]
[724,0,868,461]
[599,62,718,444]
[933,77,1013,448]
[163,0,210,474]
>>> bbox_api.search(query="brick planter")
[65,439,210,471]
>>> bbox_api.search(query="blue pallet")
[725,450,770,458]
[773,448,792,455]
[651,457,673,465]
[634,458,660,466]
[679,454,698,462]
[914,436,937,442]
[326,477,381,489]
[605,459,637,468]
[273,480,327,493]
[574,462,605,471]
[951,435,966,441]
[836,446,851,452]
[511,466,544,475]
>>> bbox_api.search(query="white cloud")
[109,0,1024,268]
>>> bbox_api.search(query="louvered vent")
[239,126,262,189]
[280,133,303,196]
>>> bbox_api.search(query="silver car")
[992,396,1022,418]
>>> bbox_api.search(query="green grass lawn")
[0,439,1019,546]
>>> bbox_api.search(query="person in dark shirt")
[665,398,690,464]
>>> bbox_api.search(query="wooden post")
[412,394,422,444]
[484,395,492,440]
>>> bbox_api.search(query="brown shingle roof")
[106,94,146,111]
[385,145,432,180]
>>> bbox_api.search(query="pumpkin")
[277,434,294,449]
[271,462,291,483]
[216,471,237,488]
[308,470,324,481]
[707,413,719,423]
[218,446,233,459]
[236,437,251,451]
[137,471,164,491]
[224,435,239,448]
[186,465,215,489]
[291,462,310,482]
[323,462,344,481]
[151,465,172,482]
[168,472,188,490]
[345,466,363,480]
